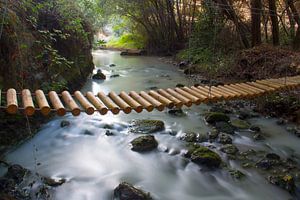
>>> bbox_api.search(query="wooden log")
[239,83,266,93]
[62,91,81,116]
[268,79,297,89]
[6,88,18,114]
[256,80,282,90]
[109,91,132,114]
[205,86,233,99]
[49,91,66,116]
[22,89,35,116]
[166,88,192,107]
[35,90,51,115]
[181,87,209,103]
[244,82,275,92]
[190,86,217,101]
[74,91,95,115]
[86,92,108,115]
[234,83,264,95]
[215,85,243,98]
[140,91,165,111]
[196,86,222,99]
[129,91,154,112]
[229,84,258,96]
[222,85,253,97]
[119,91,143,113]
[174,87,202,105]
[264,79,292,89]
[157,89,183,108]
[148,90,175,108]
[98,91,120,114]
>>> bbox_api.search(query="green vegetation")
[107,33,145,49]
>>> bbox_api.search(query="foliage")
[107,33,145,49]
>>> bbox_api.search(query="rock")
[83,130,94,136]
[209,106,231,114]
[175,83,185,88]
[178,61,188,69]
[113,182,152,200]
[256,154,281,170]
[60,120,70,128]
[229,169,246,179]
[105,130,114,136]
[250,125,261,132]
[231,119,250,129]
[92,71,106,80]
[217,133,232,144]
[208,129,219,140]
[130,120,165,134]
[180,132,199,142]
[184,66,197,75]
[109,64,116,67]
[130,135,158,152]
[237,111,250,120]
[268,175,295,193]
[5,164,29,184]
[187,144,222,168]
[220,144,239,155]
[276,119,286,125]
[43,177,65,187]
[266,153,281,160]
[205,112,230,124]
[253,133,265,141]
[147,86,158,90]
[110,74,120,78]
[198,133,209,142]
[215,122,236,135]
[168,109,186,117]
[120,50,143,56]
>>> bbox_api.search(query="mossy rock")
[220,144,239,155]
[187,144,222,168]
[229,169,246,180]
[180,132,199,142]
[114,182,152,200]
[130,135,158,152]
[268,174,295,193]
[217,133,232,144]
[231,119,250,129]
[130,120,165,134]
[215,122,236,135]
[205,112,230,124]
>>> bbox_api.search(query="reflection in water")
[5,50,299,200]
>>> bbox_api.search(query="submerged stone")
[130,135,158,152]
[250,125,261,132]
[231,119,250,129]
[43,177,65,187]
[130,120,165,134]
[229,169,246,180]
[205,112,230,124]
[268,175,295,193]
[168,109,186,117]
[215,122,236,135]
[217,133,232,144]
[113,182,152,200]
[60,120,70,128]
[180,132,198,142]
[208,129,219,140]
[92,71,106,80]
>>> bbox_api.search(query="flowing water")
[4,50,300,199]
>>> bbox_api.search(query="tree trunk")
[251,0,262,46]
[269,0,280,45]
[287,0,300,50]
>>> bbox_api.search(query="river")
[4,50,300,199]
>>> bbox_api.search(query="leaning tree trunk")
[251,0,262,46]
[269,0,280,45]
[287,0,300,50]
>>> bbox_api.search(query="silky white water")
[5,50,300,200]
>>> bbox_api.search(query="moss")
[205,112,230,124]
[130,119,165,134]
[130,135,158,152]
[231,119,250,129]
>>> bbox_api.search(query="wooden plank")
[215,85,244,98]
[148,90,174,109]
[206,86,235,99]
[22,89,35,116]
[86,92,108,115]
[223,85,255,98]
[140,91,165,111]
[74,91,95,115]
[119,92,143,113]
[244,82,276,92]
[109,91,132,114]
[236,83,265,95]
[166,88,192,107]
[190,86,217,101]
[196,86,223,99]
[256,80,283,90]
[49,91,66,116]
[35,90,51,115]
[6,88,18,114]
[182,87,209,103]
[129,91,154,112]
[157,89,183,108]
[174,87,202,105]
[98,91,120,114]
[62,91,81,116]
[203,86,231,99]
[230,84,259,96]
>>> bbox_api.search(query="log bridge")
[1,76,300,116]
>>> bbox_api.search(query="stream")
[3,50,300,200]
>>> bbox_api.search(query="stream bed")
[3,50,300,200]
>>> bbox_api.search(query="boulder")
[130,135,158,152]
[113,182,152,200]
[168,109,186,117]
[215,122,235,135]
[43,177,65,187]
[110,74,120,78]
[109,64,116,67]
[231,119,250,129]
[205,112,230,124]
[208,129,219,140]
[92,71,106,80]
[255,154,281,170]
[217,133,232,144]
[180,132,199,142]
[229,169,246,179]
[268,175,295,193]
[130,120,165,134]
[220,144,239,155]
[187,145,222,168]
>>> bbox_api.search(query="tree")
[269,0,280,45]
[251,0,262,46]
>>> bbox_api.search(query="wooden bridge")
[1,76,300,116]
